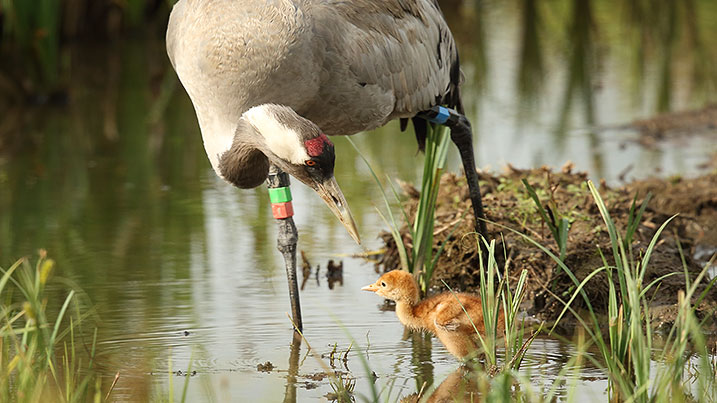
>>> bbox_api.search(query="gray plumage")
[166,0,473,246]
[166,0,461,146]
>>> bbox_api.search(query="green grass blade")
[521,179,560,242]
[49,290,76,345]
[0,259,24,295]
[180,354,192,403]
[347,136,412,271]
[549,267,606,334]
[375,207,410,271]
[638,215,676,281]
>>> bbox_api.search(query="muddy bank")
[375,165,717,329]
[628,103,717,148]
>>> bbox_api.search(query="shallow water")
[1,0,716,401]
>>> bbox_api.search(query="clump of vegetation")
[443,237,539,374]
[509,181,717,401]
[521,178,573,263]
[0,251,102,402]
[586,181,714,401]
[366,178,716,402]
[377,167,717,326]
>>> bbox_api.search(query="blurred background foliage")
[0,0,715,106]
[1,0,715,197]
[0,0,169,102]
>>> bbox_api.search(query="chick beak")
[361,283,379,292]
[313,176,361,245]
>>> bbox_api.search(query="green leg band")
[268,186,292,203]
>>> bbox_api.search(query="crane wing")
[306,0,462,136]
[167,0,463,139]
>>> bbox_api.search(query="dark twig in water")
[327,343,338,368]
[342,342,352,372]
[505,327,542,371]
[326,260,344,289]
[300,250,312,290]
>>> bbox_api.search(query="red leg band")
[271,201,294,219]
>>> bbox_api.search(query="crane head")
[240,104,361,245]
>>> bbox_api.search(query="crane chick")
[362,270,504,360]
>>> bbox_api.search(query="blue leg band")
[427,106,450,125]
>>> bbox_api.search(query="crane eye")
[380,281,386,287]
[306,160,317,167]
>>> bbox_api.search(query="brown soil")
[628,103,717,148]
[375,164,717,330]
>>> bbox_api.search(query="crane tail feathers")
[411,117,427,152]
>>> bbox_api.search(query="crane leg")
[419,106,488,238]
[267,165,303,332]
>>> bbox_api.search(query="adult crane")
[166,0,487,331]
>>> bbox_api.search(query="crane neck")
[216,120,271,189]
[212,104,319,190]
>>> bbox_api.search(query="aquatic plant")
[0,251,101,402]
[411,124,452,292]
[154,352,193,403]
[328,371,356,403]
[443,236,540,374]
[443,177,717,401]
[509,180,717,402]
[585,181,716,402]
[347,124,455,295]
[522,178,571,262]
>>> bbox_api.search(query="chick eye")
[380,282,386,287]
[306,160,317,167]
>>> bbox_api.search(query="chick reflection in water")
[362,270,504,360]
[404,367,480,403]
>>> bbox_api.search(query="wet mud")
[375,165,717,330]
[627,103,717,148]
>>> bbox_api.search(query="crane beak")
[313,177,361,245]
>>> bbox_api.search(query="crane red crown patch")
[304,133,331,157]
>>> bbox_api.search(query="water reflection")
[426,367,479,402]
[0,0,716,400]
[394,334,608,401]
[408,329,435,392]
[516,0,543,112]
[556,0,597,139]
[283,334,302,403]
